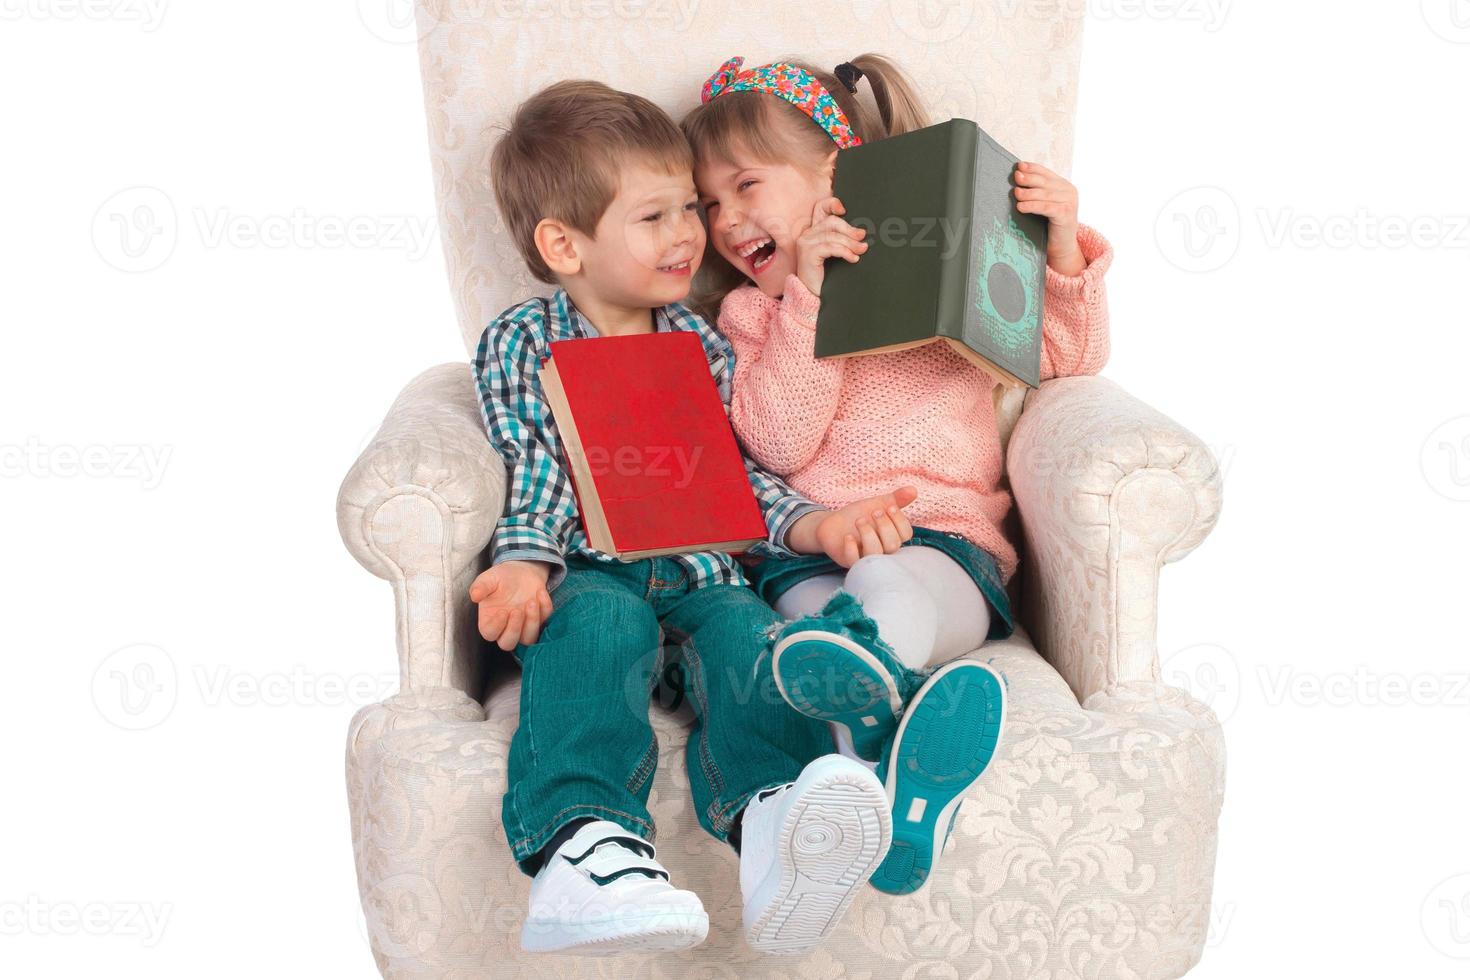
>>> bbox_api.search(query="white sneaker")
[739,755,893,955]
[520,820,708,955]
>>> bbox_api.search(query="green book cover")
[813,118,1048,388]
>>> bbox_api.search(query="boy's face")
[695,147,834,298]
[571,162,705,309]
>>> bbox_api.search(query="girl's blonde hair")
[681,53,930,317]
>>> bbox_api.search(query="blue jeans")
[501,555,834,874]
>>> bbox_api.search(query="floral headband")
[700,56,863,150]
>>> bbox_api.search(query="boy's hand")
[795,196,868,297]
[470,560,555,651]
[786,486,919,568]
[1014,162,1085,277]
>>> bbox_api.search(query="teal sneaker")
[769,591,923,763]
[869,660,1006,895]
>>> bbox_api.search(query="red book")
[537,331,769,559]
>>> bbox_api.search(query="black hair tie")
[834,62,864,94]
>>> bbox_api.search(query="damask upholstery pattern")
[340,371,1226,980]
[336,3,1226,977]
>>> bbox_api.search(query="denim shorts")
[744,526,1015,641]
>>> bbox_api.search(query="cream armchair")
[338,4,1226,978]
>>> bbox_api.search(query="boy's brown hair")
[491,80,694,283]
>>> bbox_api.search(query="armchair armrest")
[1008,376,1223,705]
[336,364,506,696]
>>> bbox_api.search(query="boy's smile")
[547,162,706,333]
[589,163,705,304]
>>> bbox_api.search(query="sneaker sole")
[744,761,893,955]
[771,630,904,763]
[520,907,708,956]
[871,660,1006,896]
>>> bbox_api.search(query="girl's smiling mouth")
[733,236,777,274]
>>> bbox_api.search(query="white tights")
[773,546,992,672]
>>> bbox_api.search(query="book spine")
[936,120,980,343]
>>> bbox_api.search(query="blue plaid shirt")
[472,289,822,591]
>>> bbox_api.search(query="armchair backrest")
[414,0,1085,442]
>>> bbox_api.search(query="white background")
[2,1,1467,977]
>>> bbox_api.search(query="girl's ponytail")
[681,52,932,318]
[846,53,929,139]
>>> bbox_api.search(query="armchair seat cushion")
[347,627,1224,980]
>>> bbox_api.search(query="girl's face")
[695,146,836,298]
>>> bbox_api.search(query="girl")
[683,54,1112,894]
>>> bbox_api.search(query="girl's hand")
[795,196,868,297]
[785,486,918,567]
[1014,162,1085,277]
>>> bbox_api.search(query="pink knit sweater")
[721,224,1113,583]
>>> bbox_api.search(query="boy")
[471,80,921,956]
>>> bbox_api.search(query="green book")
[814,118,1049,389]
